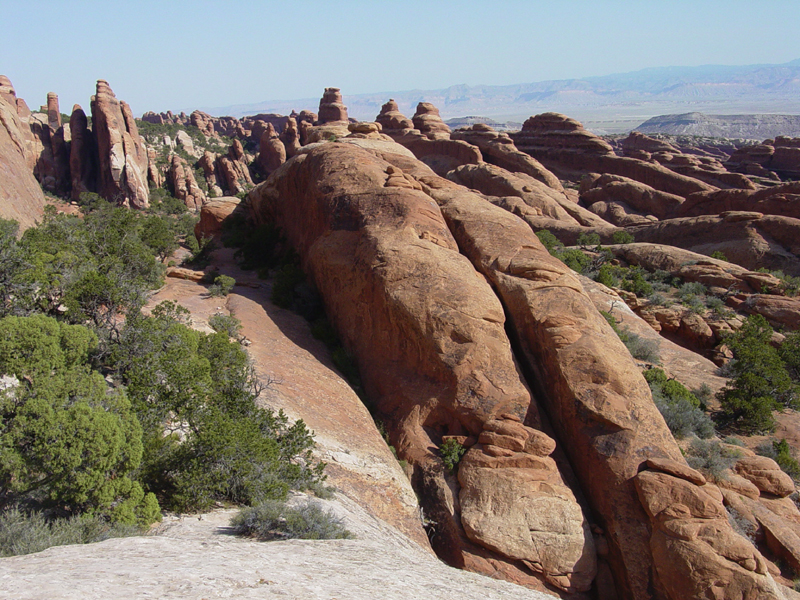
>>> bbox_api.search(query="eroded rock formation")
[91,80,150,208]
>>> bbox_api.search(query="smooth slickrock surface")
[0,502,554,600]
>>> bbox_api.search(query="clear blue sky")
[3,0,800,116]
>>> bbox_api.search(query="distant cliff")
[635,112,800,139]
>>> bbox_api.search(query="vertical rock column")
[90,80,150,208]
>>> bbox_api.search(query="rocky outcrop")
[198,151,223,198]
[90,80,150,208]
[279,117,301,158]
[194,196,241,240]
[168,154,206,211]
[580,173,685,220]
[217,140,253,195]
[317,87,348,124]
[451,124,563,191]
[249,142,597,595]
[412,102,451,139]
[727,137,800,180]
[512,113,716,198]
[375,99,413,132]
[189,110,215,137]
[621,131,679,155]
[257,123,286,176]
[0,75,46,228]
[634,467,783,600]
[367,151,786,600]
[678,182,800,219]
[69,105,97,200]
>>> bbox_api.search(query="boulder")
[194,196,241,241]
[90,80,150,208]
[735,456,796,497]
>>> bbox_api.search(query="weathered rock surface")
[728,137,800,180]
[198,150,224,198]
[634,468,783,600]
[451,124,563,191]
[279,116,301,158]
[0,507,555,600]
[317,87,348,124]
[580,173,684,220]
[0,75,46,228]
[512,113,716,198]
[375,99,414,131]
[257,123,286,176]
[735,456,796,498]
[194,196,241,240]
[249,143,596,594]
[69,104,97,201]
[90,80,150,208]
[678,182,800,219]
[412,102,451,138]
[168,154,206,211]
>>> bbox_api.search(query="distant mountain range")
[203,59,800,133]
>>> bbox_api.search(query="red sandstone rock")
[622,132,679,155]
[168,154,206,211]
[90,80,149,208]
[198,151,223,198]
[190,110,215,137]
[735,456,796,497]
[451,124,564,191]
[317,87,348,124]
[257,123,286,176]
[678,181,800,219]
[194,196,241,241]
[279,117,301,158]
[412,102,451,139]
[580,173,684,220]
[0,75,46,228]
[375,99,413,131]
[248,142,597,594]
[69,105,97,201]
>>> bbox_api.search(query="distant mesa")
[635,112,800,140]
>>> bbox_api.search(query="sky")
[3,0,800,117]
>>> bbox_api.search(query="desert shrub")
[230,499,351,541]
[208,312,242,338]
[647,292,668,306]
[612,230,635,244]
[692,383,713,408]
[113,303,325,512]
[596,264,616,288]
[620,269,653,297]
[440,439,467,474]
[0,508,142,557]
[705,296,726,315]
[208,274,236,297]
[756,439,800,480]
[646,368,714,439]
[727,506,757,543]
[601,310,660,362]
[711,251,728,262]
[685,438,739,481]
[576,232,601,249]
[678,281,707,299]
[724,436,745,447]
[718,315,797,433]
[559,248,592,274]
[536,230,561,253]
[0,315,160,524]
[780,331,800,382]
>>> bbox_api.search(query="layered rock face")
[317,87,348,124]
[249,142,597,595]
[257,123,286,175]
[727,137,800,180]
[168,154,206,211]
[376,99,413,132]
[412,102,451,138]
[90,80,150,208]
[0,75,46,228]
